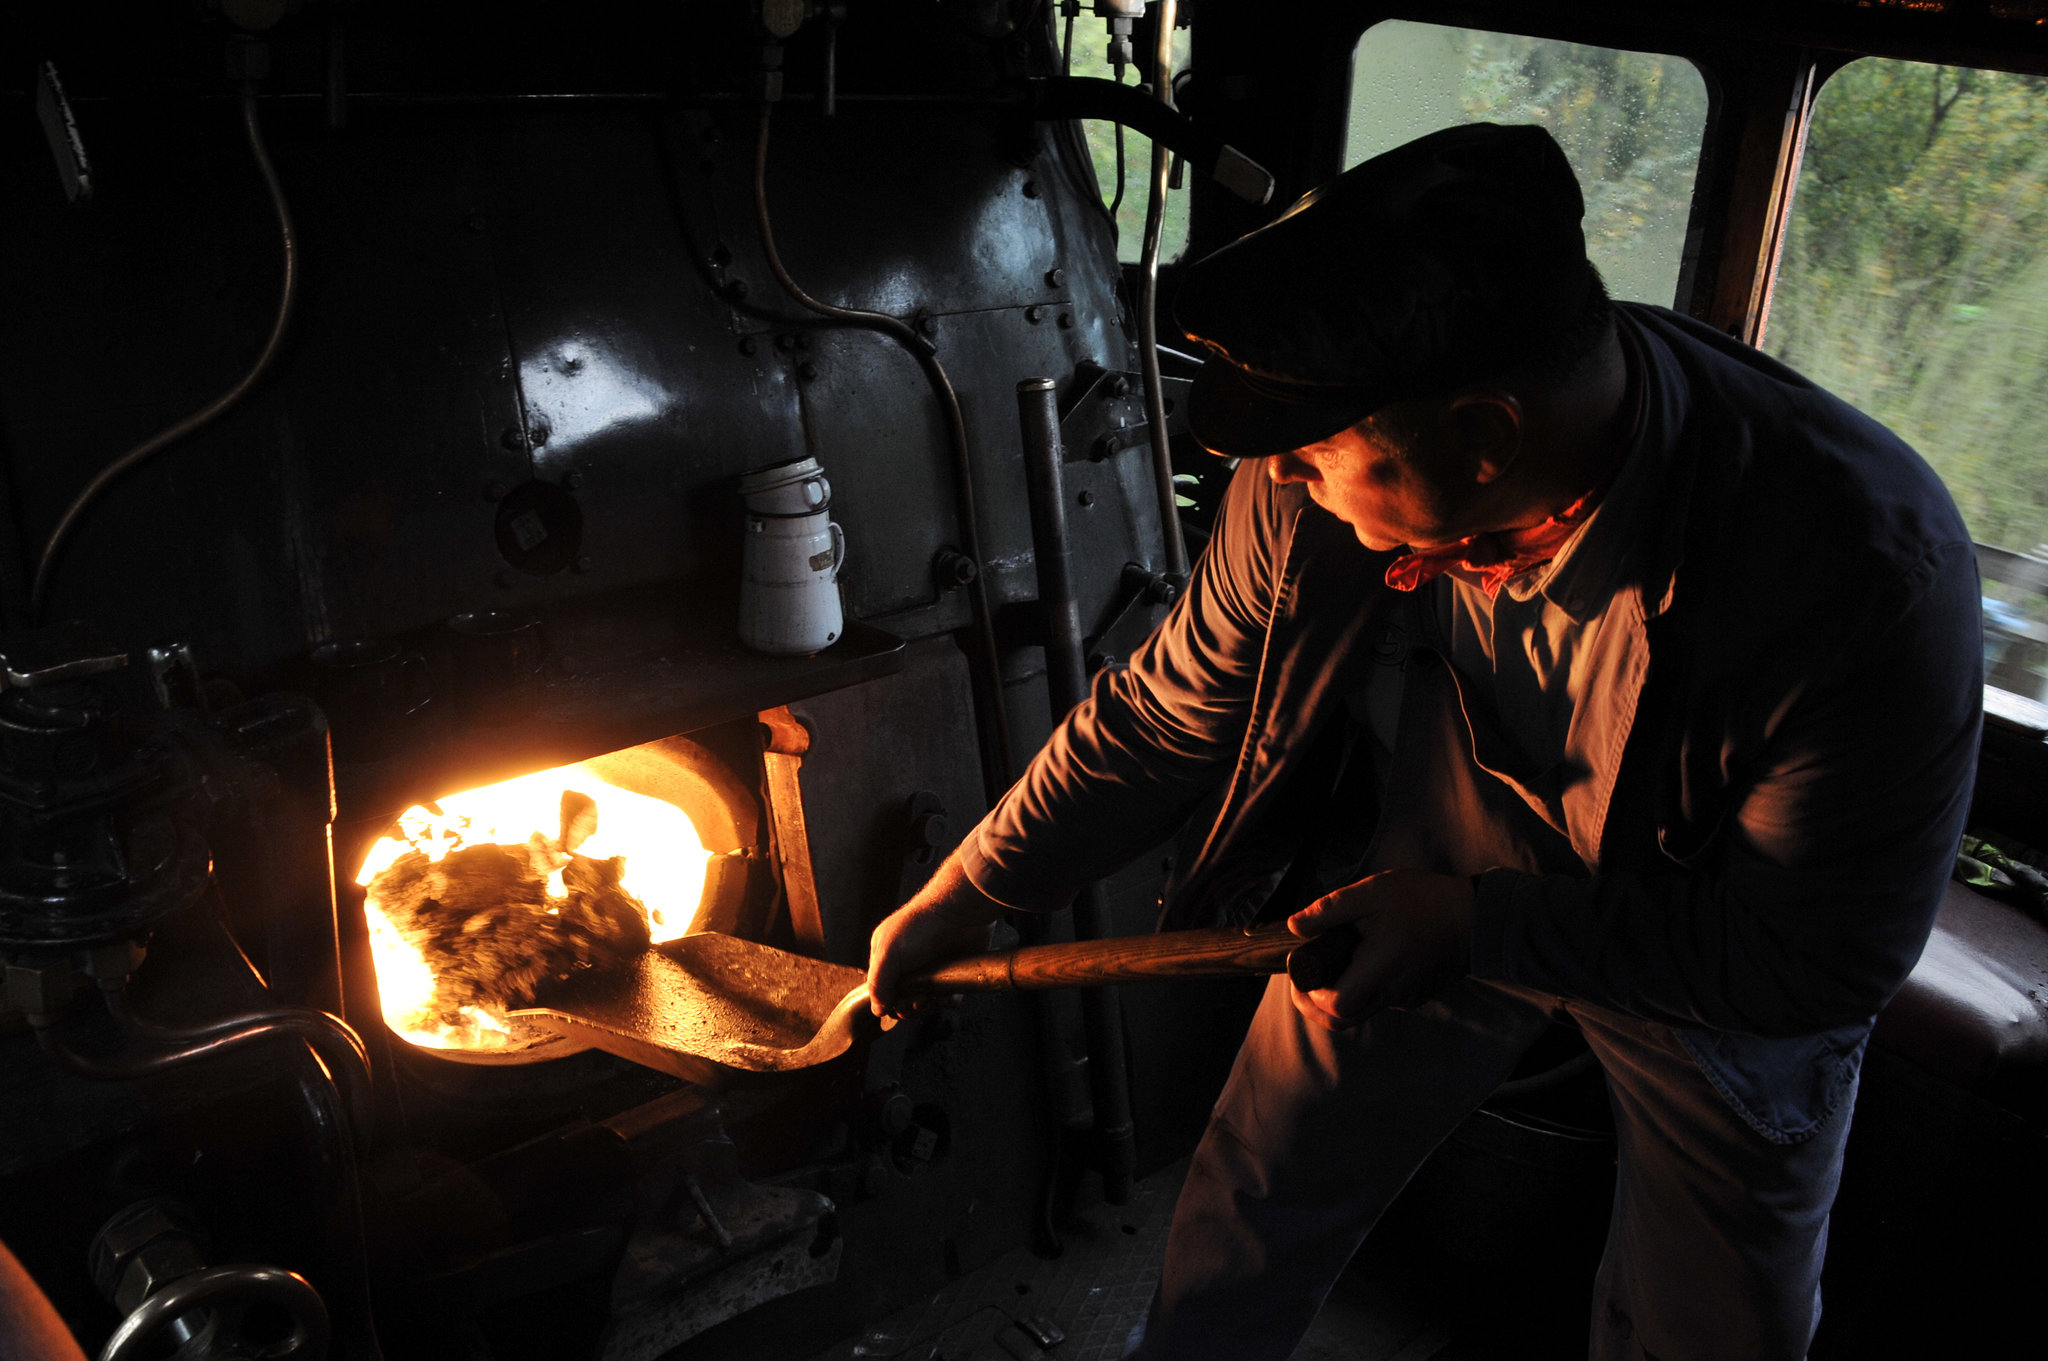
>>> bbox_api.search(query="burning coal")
[357,763,711,1050]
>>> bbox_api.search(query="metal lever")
[1023,77,1275,204]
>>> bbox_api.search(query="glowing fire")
[357,762,711,1050]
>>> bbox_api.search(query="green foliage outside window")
[1349,21,1707,307]
[1764,59,2048,562]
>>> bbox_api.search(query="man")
[868,124,1982,1360]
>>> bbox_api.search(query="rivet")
[494,569,516,589]
[1057,312,1074,329]
[485,482,509,502]
[798,361,820,381]
[500,428,525,452]
[1025,306,1045,324]
[1045,267,1066,288]
[1021,179,1040,199]
[563,471,584,490]
[917,314,939,338]
[1077,489,1095,507]
[574,555,594,573]
[739,336,758,356]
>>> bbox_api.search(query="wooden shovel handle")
[908,922,1305,993]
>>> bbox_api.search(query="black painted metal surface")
[0,10,1158,725]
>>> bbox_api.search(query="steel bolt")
[1057,312,1074,330]
[916,314,939,338]
[932,549,978,590]
[563,471,584,491]
[1045,267,1066,289]
[499,428,525,452]
[1025,306,1045,325]
[876,1091,915,1137]
[115,1242,207,1316]
[529,420,550,448]
[1076,489,1095,508]
[90,1201,209,1316]
[1110,375,1131,398]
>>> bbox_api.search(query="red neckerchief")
[1383,487,1603,598]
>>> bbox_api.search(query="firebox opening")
[355,741,750,1059]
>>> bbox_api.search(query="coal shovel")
[513,921,1331,1079]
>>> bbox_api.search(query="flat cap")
[1177,122,1597,457]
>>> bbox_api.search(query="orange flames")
[357,761,711,1050]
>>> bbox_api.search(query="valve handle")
[98,1264,328,1361]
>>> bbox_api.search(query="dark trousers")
[1128,975,1855,1361]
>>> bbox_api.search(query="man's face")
[1263,405,1466,552]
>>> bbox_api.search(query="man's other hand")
[1286,869,1476,1030]
[867,852,1010,1017]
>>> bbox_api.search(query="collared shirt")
[1433,325,1657,858]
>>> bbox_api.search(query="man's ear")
[1444,390,1523,485]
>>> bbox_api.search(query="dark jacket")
[960,304,1984,1142]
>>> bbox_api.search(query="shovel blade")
[511,932,869,1076]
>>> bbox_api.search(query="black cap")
[1176,123,1597,457]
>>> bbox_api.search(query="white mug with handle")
[737,457,846,656]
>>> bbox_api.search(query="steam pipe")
[1016,378,1138,1204]
[32,92,298,621]
[753,104,1015,799]
[36,989,373,1144]
[1136,4,1191,586]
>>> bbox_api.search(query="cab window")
[1762,58,2048,705]
[1348,19,1710,307]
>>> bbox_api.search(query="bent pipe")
[33,92,298,620]
[1022,76,1275,206]
[38,993,373,1144]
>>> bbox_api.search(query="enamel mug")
[737,457,846,656]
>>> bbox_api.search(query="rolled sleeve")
[962,464,1289,910]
